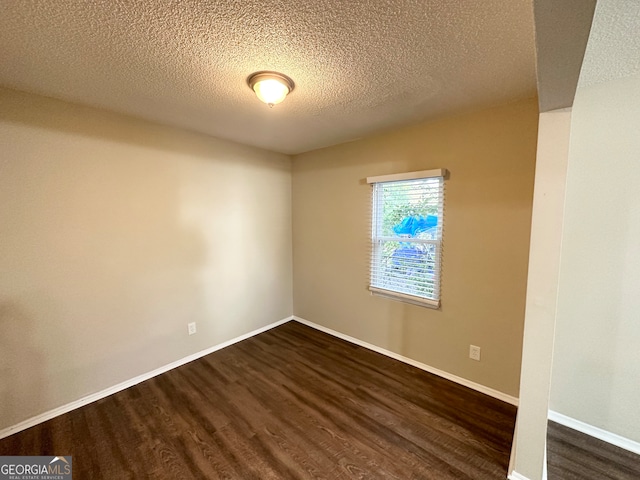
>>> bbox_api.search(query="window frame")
[367,169,447,309]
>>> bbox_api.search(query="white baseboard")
[508,472,531,480]
[292,316,519,406]
[548,410,640,455]
[1,314,520,441]
[0,316,293,440]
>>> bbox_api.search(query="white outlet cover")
[469,345,481,361]
[188,322,197,335]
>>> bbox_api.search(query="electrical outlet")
[188,322,197,336]
[469,345,481,361]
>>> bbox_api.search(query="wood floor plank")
[547,420,640,480]
[0,321,517,478]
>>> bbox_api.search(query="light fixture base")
[247,71,295,106]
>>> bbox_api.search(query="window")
[367,169,447,308]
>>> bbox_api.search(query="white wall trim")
[548,410,640,455]
[508,472,531,480]
[543,438,548,480]
[293,316,519,406]
[0,316,293,440]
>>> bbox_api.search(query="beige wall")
[292,98,538,397]
[0,88,292,431]
[550,72,640,443]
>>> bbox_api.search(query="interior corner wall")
[0,87,293,431]
[291,98,539,397]
[549,72,640,443]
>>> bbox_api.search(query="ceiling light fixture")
[247,71,295,107]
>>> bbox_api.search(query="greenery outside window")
[367,169,447,308]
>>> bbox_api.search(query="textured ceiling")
[0,1,537,154]
[579,0,640,88]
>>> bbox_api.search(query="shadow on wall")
[0,87,290,172]
[0,159,212,429]
[0,302,45,429]
[0,87,246,431]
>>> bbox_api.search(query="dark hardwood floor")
[0,321,517,479]
[547,420,640,480]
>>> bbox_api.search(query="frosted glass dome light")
[247,71,295,107]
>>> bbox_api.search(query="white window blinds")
[368,169,447,308]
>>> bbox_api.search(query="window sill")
[369,287,440,310]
